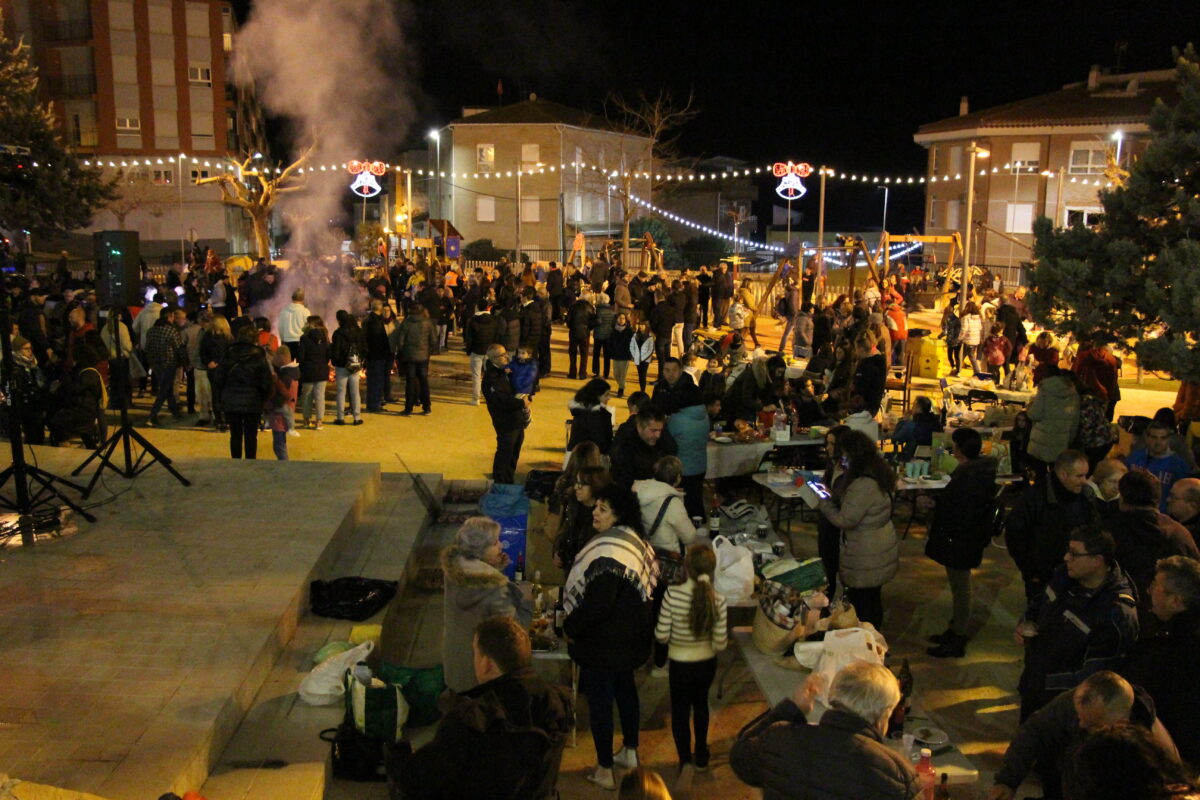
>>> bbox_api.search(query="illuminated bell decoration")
[348,159,386,198]
[773,160,812,200]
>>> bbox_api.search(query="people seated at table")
[989,671,1180,800]
[1166,477,1200,541]
[850,331,887,416]
[1006,450,1097,602]
[787,376,825,428]
[843,395,880,442]
[730,662,918,800]
[554,465,610,574]
[1015,525,1139,721]
[563,485,658,791]
[567,378,615,455]
[440,517,533,694]
[816,429,898,629]
[889,395,942,461]
[922,427,999,658]
[1126,420,1194,513]
[1101,471,1199,612]
[697,356,727,399]
[655,543,728,793]
[1026,365,1082,478]
[1061,721,1196,800]
[1087,458,1128,515]
[388,615,573,800]
[721,353,788,427]
[610,407,680,489]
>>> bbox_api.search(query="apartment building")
[914,65,1176,269]
[2,0,267,256]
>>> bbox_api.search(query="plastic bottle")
[916,749,936,800]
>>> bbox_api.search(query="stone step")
[200,473,441,800]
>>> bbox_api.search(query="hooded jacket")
[819,476,898,588]
[925,456,999,569]
[213,341,273,414]
[389,665,572,800]
[731,701,918,800]
[566,399,613,454]
[632,478,699,551]
[440,544,533,693]
[464,310,500,356]
[1027,374,1081,463]
[296,329,330,384]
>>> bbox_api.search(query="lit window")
[116,117,140,131]
[1068,144,1107,175]
[521,143,540,170]
[476,144,494,172]
[152,169,173,185]
[1010,143,1040,174]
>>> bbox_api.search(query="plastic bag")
[812,626,888,704]
[378,662,446,727]
[346,668,407,742]
[713,535,754,604]
[479,483,530,518]
[299,640,375,706]
[310,577,398,621]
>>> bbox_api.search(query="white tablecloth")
[706,435,824,479]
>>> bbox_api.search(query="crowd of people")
[5,248,1200,799]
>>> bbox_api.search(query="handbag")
[310,577,399,621]
[320,721,387,782]
[649,497,687,585]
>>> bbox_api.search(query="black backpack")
[321,720,387,782]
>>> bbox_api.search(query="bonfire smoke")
[232,0,413,324]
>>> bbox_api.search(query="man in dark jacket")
[145,308,186,426]
[464,301,498,405]
[483,344,529,484]
[710,263,734,327]
[649,291,677,372]
[1006,450,1096,602]
[589,257,609,295]
[990,671,1180,800]
[546,262,565,322]
[997,295,1030,370]
[923,427,998,657]
[731,662,917,800]
[1120,554,1200,769]
[517,287,543,358]
[397,306,438,415]
[1103,470,1200,610]
[651,357,700,416]
[389,616,572,800]
[362,299,391,412]
[213,325,274,458]
[1166,477,1200,542]
[591,293,616,378]
[536,289,553,379]
[696,266,712,328]
[609,408,678,489]
[1017,525,1139,720]
[566,292,595,380]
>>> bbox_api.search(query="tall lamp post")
[1112,130,1124,166]
[427,129,440,221]
[877,184,889,233]
[958,141,989,311]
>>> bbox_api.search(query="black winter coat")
[546,268,564,296]
[567,300,595,340]
[464,311,500,356]
[389,666,572,800]
[483,361,525,432]
[330,325,364,369]
[730,703,917,800]
[1121,609,1200,769]
[851,352,887,415]
[518,302,543,351]
[567,401,613,454]
[1102,509,1200,608]
[609,429,678,489]
[609,326,634,362]
[213,341,273,414]
[1006,474,1097,589]
[925,456,999,569]
[592,303,616,340]
[649,300,677,338]
[296,330,330,383]
[362,312,391,360]
[397,316,437,363]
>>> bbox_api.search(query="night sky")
[235,0,1199,233]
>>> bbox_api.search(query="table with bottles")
[730,628,980,787]
[526,576,580,746]
[706,427,825,480]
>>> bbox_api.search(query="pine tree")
[1028,45,1200,380]
[0,13,115,238]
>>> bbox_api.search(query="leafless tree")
[195,143,316,258]
[105,169,169,228]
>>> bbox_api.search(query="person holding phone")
[816,429,898,628]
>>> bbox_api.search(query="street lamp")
[427,129,440,220]
[876,184,889,233]
[958,141,989,310]
[1111,130,1124,166]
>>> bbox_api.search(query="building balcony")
[46,73,97,97]
[70,126,99,149]
[42,18,92,43]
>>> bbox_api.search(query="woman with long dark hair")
[563,485,657,791]
[554,464,611,573]
[817,429,898,628]
[817,424,853,594]
[297,315,330,429]
[567,377,614,454]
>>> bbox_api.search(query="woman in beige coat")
[817,430,897,629]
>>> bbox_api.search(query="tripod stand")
[0,292,95,544]
[71,323,189,497]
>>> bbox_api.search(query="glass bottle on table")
[531,569,544,615]
[916,749,936,800]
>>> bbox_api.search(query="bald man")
[1167,477,1200,541]
[989,671,1179,800]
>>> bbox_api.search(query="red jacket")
[1073,347,1120,403]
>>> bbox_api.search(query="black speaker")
[93,230,141,307]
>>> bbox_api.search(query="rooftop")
[450,97,648,137]
[916,67,1179,138]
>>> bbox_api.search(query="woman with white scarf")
[562,485,658,790]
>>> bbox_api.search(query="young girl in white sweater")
[654,543,728,786]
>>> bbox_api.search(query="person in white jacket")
[633,456,701,553]
[630,320,656,394]
[276,288,311,355]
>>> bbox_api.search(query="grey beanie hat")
[455,516,501,559]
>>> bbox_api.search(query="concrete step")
[200,473,441,800]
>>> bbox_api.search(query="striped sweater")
[654,578,729,662]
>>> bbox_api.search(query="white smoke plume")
[231,0,413,326]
